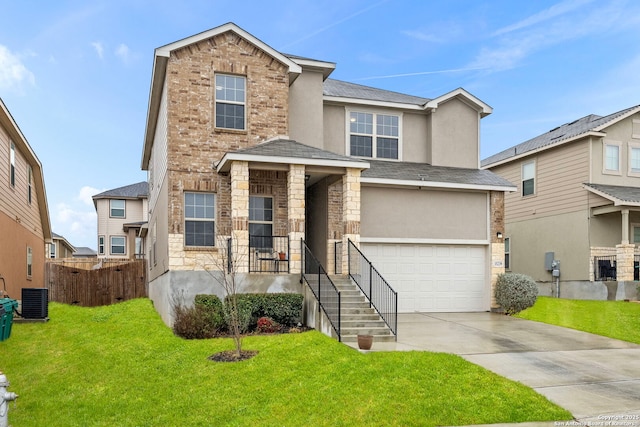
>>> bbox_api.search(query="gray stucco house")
[140,22,515,333]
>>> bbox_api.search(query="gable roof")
[216,139,368,173]
[72,247,97,257]
[93,181,148,203]
[583,183,640,206]
[361,160,515,192]
[52,232,76,252]
[142,22,303,170]
[323,79,430,106]
[482,104,640,168]
[0,98,52,243]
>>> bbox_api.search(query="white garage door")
[361,243,488,313]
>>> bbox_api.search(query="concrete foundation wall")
[536,280,639,301]
[303,285,337,339]
[149,271,302,326]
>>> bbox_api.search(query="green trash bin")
[0,298,19,341]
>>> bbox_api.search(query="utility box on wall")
[544,252,555,271]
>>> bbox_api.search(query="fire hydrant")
[0,372,18,427]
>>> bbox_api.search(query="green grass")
[517,296,640,344]
[1,299,571,426]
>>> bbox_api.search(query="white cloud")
[0,44,35,92]
[78,186,102,207]
[53,202,97,248]
[401,30,443,44]
[492,0,595,37]
[115,43,130,63]
[91,41,104,59]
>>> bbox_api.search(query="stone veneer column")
[342,168,361,273]
[288,164,306,274]
[490,191,506,309]
[616,243,635,281]
[230,161,249,273]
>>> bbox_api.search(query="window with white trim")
[50,243,56,259]
[249,196,273,248]
[633,119,640,139]
[629,142,640,176]
[10,141,15,187]
[110,199,125,218]
[603,141,621,174]
[521,160,535,197]
[349,111,399,159]
[110,236,126,255]
[184,192,215,247]
[504,237,510,270]
[215,74,245,130]
[27,246,32,278]
[98,236,105,255]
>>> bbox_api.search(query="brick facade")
[164,30,290,265]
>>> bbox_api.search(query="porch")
[592,248,640,281]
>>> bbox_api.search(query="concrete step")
[341,320,388,328]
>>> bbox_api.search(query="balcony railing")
[594,255,616,281]
[249,235,290,273]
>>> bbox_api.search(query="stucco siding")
[360,186,488,241]
[506,210,590,281]
[492,139,590,222]
[430,98,479,169]
[322,104,346,155]
[289,70,324,149]
[402,112,429,163]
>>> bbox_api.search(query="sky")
[1,0,639,250]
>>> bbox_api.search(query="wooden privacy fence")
[45,259,147,306]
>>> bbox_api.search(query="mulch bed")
[208,350,259,362]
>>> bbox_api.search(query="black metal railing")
[348,239,397,338]
[249,235,290,273]
[301,239,341,341]
[594,255,617,281]
[334,241,343,275]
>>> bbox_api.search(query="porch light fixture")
[497,232,503,239]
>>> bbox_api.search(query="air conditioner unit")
[21,288,48,319]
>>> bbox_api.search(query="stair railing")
[301,239,341,341]
[347,239,398,338]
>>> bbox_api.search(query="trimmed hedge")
[191,293,304,335]
[495,273,538,315]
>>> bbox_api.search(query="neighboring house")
[482,104,640,300]
[72,247,98,258]
[47,232,76,259]
[92,181,148,260]
[141,22,515,325]
[0,98,52,299]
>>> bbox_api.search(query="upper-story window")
[110,199,126,218]
[184,192,215,247]
[215,74,246,130]
[349,111,400,159]
[603,141,621,175]
[9,141,15,187]
[521,160,536,197]
[629,142,640,177]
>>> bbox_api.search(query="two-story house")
[47,232,76,259]
[482,104,640,300]
[92,181,148,260]
[0,98,52,299]
[141,23,515,326]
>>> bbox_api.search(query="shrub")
[224,294,254,334]
[194,294,226,330]
[223,293,303,330]
[172,303,218,339]
[256,316,280,333]
[495,273,538,315]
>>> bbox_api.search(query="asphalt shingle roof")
[363,159,515,188]
[323,78,430,106]
[482,105,640,167]
[584,183,640,204]
[228,139,367,164]
[93,181,149,199]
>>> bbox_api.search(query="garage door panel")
[362,243,488,313]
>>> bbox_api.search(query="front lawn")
[517,296,640,344]
[0,299,571,426]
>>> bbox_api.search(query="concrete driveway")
[361,312,640,424]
